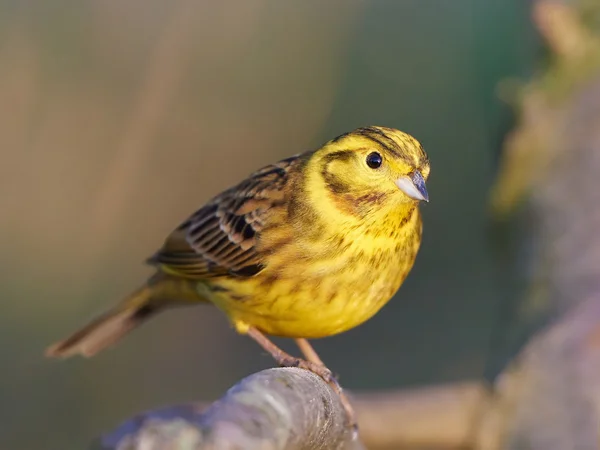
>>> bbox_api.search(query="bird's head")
[307,126,430,220]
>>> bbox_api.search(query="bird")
[46,125,430,432]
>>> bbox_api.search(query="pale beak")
[395,170,429,202]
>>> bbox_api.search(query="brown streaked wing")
[148,155,302,279]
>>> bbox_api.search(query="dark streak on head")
[355,192,387,205]
[322,149,354,163]
[356,127,400,156]
[356,127,415,166]
[323,173,350,194]
[335,191,389,218]
[321,150,354,194]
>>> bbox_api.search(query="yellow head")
[304,126,430,221]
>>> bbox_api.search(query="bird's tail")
[45,275,199,359]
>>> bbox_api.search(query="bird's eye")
[366,152,382,169]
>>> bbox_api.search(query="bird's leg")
[246,327,331,377]
[294,338,325,366]
[246,327,358,434]
[294,337,358,435]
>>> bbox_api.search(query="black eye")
[366,152,382,169]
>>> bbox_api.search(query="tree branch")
[95,367,364,450]
[94,367,488,450]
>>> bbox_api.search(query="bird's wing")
[148,155,302,279]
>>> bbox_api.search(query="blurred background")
[0,1,540,449]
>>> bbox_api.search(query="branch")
[94,367,488,450]
[94,367,364,450]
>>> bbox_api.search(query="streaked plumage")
[46,125,430,430]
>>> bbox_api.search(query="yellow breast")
[202,206,423,338]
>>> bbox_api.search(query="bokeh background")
[0,2,539,449]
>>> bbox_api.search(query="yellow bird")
[46,125,430,430]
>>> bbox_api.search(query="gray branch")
[94,367,364,450]
[94,367,487,450]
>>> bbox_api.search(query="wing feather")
[148,154,302,279]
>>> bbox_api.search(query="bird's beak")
[395,170,429,202]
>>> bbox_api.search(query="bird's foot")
[277,355,335,381]
[276,355,357,436]
[246,327,358,436]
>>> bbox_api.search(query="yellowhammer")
[46,125,430,432]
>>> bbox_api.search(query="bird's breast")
[206,208,423,338]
